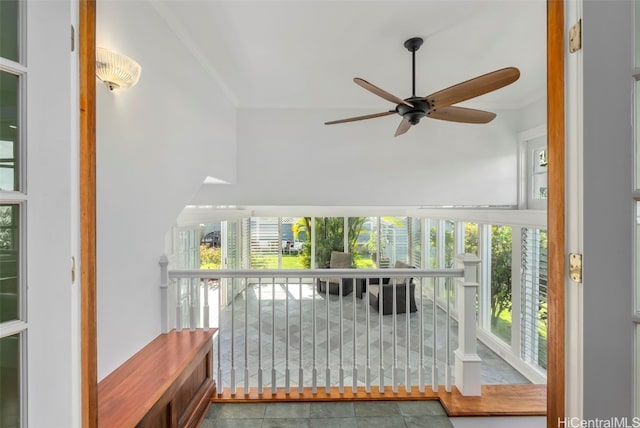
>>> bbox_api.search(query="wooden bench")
[98,329,217,427]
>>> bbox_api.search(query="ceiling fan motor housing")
[396,97,430,125]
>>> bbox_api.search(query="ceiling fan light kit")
[325,37,520,137]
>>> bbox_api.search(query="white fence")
[160,254,482,396]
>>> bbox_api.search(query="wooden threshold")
[213,384,546,417]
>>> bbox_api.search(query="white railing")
[160,254,481,396]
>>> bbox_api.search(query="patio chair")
[368,260,417,315]
[316,251,354,296]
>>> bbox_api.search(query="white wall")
[27,0,77,425]
[192,106,529,207]
[96,0,236,379]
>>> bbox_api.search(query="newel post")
[159,254,169,333]
[454,253,482,396]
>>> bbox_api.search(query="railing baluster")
[299,279,304,393]
[432,279,438,392]
[285,278,290,394]
[392,278,398,393]
[352,277,357,393]
[325,282,330,393]
[217,279,222,395]
[176,278,183,332]
[231,279,236,395]
[379,279,384,392]
[339,279,344,393]
[244,277,249,394]
[419,279,424,393]
[405,277,410,391]
[366,278,371,393]
[312,278,317,394]
[258,278,263,394]
[203,278,210,331]
[190,278,197,331]
[445,277,452,392]
[271,277,276,394]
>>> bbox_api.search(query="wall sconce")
[96,47,142,91]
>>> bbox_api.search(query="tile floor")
[210,281,528,392]
[200,400,453,428]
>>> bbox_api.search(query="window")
[519,126,547,210]
[0,1,24,426]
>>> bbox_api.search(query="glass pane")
[0,333,20,428]
[200,223,221,269]
[314,217,345,268]
[0,71,19,191]
[281,217,306,269]
[490,224,513,343]
[379,217,408,267]
[637,81,640,189]
[0,0,19,62]
[637,202,640,312]
[637,0,640,68]
[464,223,479,255]
[0,204,18,323]
[349,217,375,269]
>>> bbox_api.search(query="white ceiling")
[151,0,546,112]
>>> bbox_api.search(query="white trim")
[0,58,28,74]
[476,328,547,384]
[0,320,27,338]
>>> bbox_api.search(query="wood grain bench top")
[98,329,217,427]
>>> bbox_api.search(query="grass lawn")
[491,310,547,369]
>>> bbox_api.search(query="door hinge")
[569,253,583,283]
[71,25,75,52]
[569,19,582,53]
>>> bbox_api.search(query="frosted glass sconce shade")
[96,47,142,91]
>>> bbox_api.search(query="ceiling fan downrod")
[403,37,423,97]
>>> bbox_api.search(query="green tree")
[489,225,512,327]
[449,223,512,328]
[292,217,366,268]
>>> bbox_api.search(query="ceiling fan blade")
[354,78,413,108]
[394,118,412,137]
[427,106,496,124]
[324,110,396,125]
[424,67,520,108]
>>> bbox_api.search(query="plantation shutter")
[410,217,422,268]
[520,227,548,370]
[250,217,279,269]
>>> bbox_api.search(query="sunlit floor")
[196,281,529,392]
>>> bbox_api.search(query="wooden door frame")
[78,1,566,426]
[547,1,565,427]
[79,0,97,426]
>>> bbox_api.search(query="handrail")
[167,268,464,279]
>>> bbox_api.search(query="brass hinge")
[569,19,582,53]
[569,253,583,283]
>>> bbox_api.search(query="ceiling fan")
[325,37,520,137]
